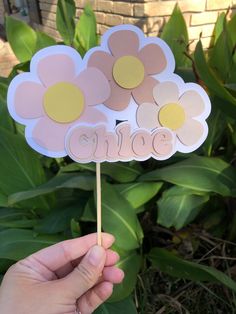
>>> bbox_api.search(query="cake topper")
[7,25,211,244]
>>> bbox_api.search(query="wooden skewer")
[96,162,102,246]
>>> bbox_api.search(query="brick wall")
[37,0,235,50]
[1,0,235,49]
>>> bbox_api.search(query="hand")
[0,233,124,314]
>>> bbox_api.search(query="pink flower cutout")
[8,46,110,157]
[87,25,173,111]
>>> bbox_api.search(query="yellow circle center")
[113,55,145,89]
[43,82,85,123]
[159,103,185,130]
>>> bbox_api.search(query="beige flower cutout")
[137,81,210,149]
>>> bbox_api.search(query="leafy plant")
[0,1,236,313]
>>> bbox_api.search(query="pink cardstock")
[7,25,211,163]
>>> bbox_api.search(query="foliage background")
[0,1,236,313]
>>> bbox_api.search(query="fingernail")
[88,245,105,266]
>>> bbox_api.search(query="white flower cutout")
[136,81,211,153]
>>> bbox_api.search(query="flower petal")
[14,81,45,119]
[74,68,110,106]
[179,90,205,117]
[87,51,114,80]
[132,76,158,105]
[32,116,71,152]
[108,30,139,57]
[138,44,167,75]
[153,81,179,107]
[177,119,204,146]
[80,107,107,124]
[37,54,76,87]
[104,80,131,111]
[136,102,160,130]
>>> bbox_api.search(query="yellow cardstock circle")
[43,82,85,123]
[113,55,145,89]
[159,103,185,130]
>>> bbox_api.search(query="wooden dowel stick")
[96,162,102,246]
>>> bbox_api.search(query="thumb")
[60,245,106,299]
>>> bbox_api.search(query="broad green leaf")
[95,296,137,314]
[210,12,225,46]
[0,259,13,274]
[109,248,141,302]
[0,208,32,221]
[0,79,15,132]
[56,0,75,45]
[0,128,48,208]
[194,41,236,118]
[228,13,236,45]
[149,248,236,292]
[102,182,141,250]
[0,219,39,228]
[35,31,57,51]
[209,20,233,82]
[74,4,97,55]
[0,229,61,260]
[140,156,236,196]
[9,173,95,205]
[62,162,142,183]
[101,162,142,183]
[0,193,7,207]
[35,204,84,234]
[115,182,162,209]
[176,67,196,83]
[80,198,96,222]
[70,218,81,238]
[203,108,226,156]
[161,3,190,67]
[5,16,36,62]
[158,186,209,229]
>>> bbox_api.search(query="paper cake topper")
[7,25,211,164]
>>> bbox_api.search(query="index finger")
[27,233,115,271]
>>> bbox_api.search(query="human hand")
[0,233,124,314]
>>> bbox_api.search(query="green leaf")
[149,248,236,293]
[0,128,48,208]
[35,31,57,51]
[70,218,81,238]
[5,16,36,62]
[0,208,27,218]
[62,162,142,183]
[35,204,84,234]
[95,296,137,314]
[115,182,162,210]
[161,3,190,67]
[194,41,236,118]
[102,181,142,250]
[227,13,236,45]
[0,81,14,132]
[0,193,7,207]
[9,173,95,205]
[109,248,141,302]
[208,19,234,82]
[80,198,96,222]
[56,0,75,45]
[210,12,225,46]
[0,219,39,228]
[157,186,209,230]
[0,229,61,260]
[140,156,236,196]
[203,108,226,156]
[74,4,97,55]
